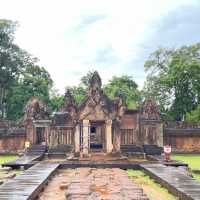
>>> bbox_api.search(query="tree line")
[1,19,200,122]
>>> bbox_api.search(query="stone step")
[143,145,163,155]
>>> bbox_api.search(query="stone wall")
[0,134,26,153]
[140,120,163,147]
[120,111,163,147]
[120,112,139,145]
[164,128,200,153]
[48,127,74,146]
[0,120,26,153]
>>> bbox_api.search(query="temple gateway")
[22,71,163,157]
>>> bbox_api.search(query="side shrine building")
[21,71,163,156]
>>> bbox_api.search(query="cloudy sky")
[0,0,200,93]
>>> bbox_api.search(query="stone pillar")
[113,122,121,154]
[106,120,113,153]
[26,123,34,145]
[33,125,37,144]
[74,124,80,156]
[46,126,50,146]
[157,122,163,147]
[82,120,90,155]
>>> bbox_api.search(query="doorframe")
[89,120,105,152]
[33,120,51,145]
[78,119,113,155]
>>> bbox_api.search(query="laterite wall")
[164,129,200,153]
[0,134,26,152]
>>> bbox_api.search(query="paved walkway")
[3,145,47,169]
[141,164,200,200]
[38,168,148,200]
[0,162,59,200]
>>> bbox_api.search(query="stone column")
[113,122,121,154]
[106,120,113,153]
[33,125,37,144]
[157,122,163,147]
[74,124,80,156]
[26,123,34,145]
[46,126,51,146]
[82,120,90,155]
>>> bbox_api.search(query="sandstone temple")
[1,71,200,156]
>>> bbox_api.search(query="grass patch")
[0,155,22,181]
[172,154,200,181]
[127,169,177,200]
[172,154,200,169]
[0,155,18,165]
[193,173,200,180]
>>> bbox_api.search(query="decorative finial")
[89,71,102,90]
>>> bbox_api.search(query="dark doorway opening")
[36,127,45,144]
[90,124,103,151]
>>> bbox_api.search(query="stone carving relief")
[78,71,125,121]
[60,90,77,118]
[23,97,50,122]
[140,99,160,120]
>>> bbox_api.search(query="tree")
[143,44,200,120]
[66,72,142,108]
[104,75,141,108]
[186,104,200,122]
[0,19,35,118]
[49,87,64,112]
[22,65,53,102]
[65,86,86,104]
[6,65,53,120]
[80,70,95,88]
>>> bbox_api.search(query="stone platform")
[141,164,200,200]
[0,162,59,200]
[60,153,151,169]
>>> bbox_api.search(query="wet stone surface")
[38,168,149,200]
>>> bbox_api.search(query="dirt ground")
[37,168,148,200]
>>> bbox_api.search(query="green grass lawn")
[0,155,21,180]
[0,155,18,165]
[172,154,200,169]
[127,169,177,200]
[172,154,200,180]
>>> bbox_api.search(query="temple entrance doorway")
[89,121,105,152]
[36,127,45,144]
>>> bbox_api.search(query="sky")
[0,0,200,93]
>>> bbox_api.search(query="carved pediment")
[60,90,77,120]
[140,99,160,120]
[79,90,111,120]
[24,97,50,122]
[78,71,126,121]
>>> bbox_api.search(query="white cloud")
[0,0,198,92]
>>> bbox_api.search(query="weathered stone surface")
[38,168,148,200]
[142,164,200,200]
[65,168,148,200]
[177,166,193,177]
[24,97,50,121]
[60,183,69,190]
[1,166,12,171]
[5,173,16,179]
